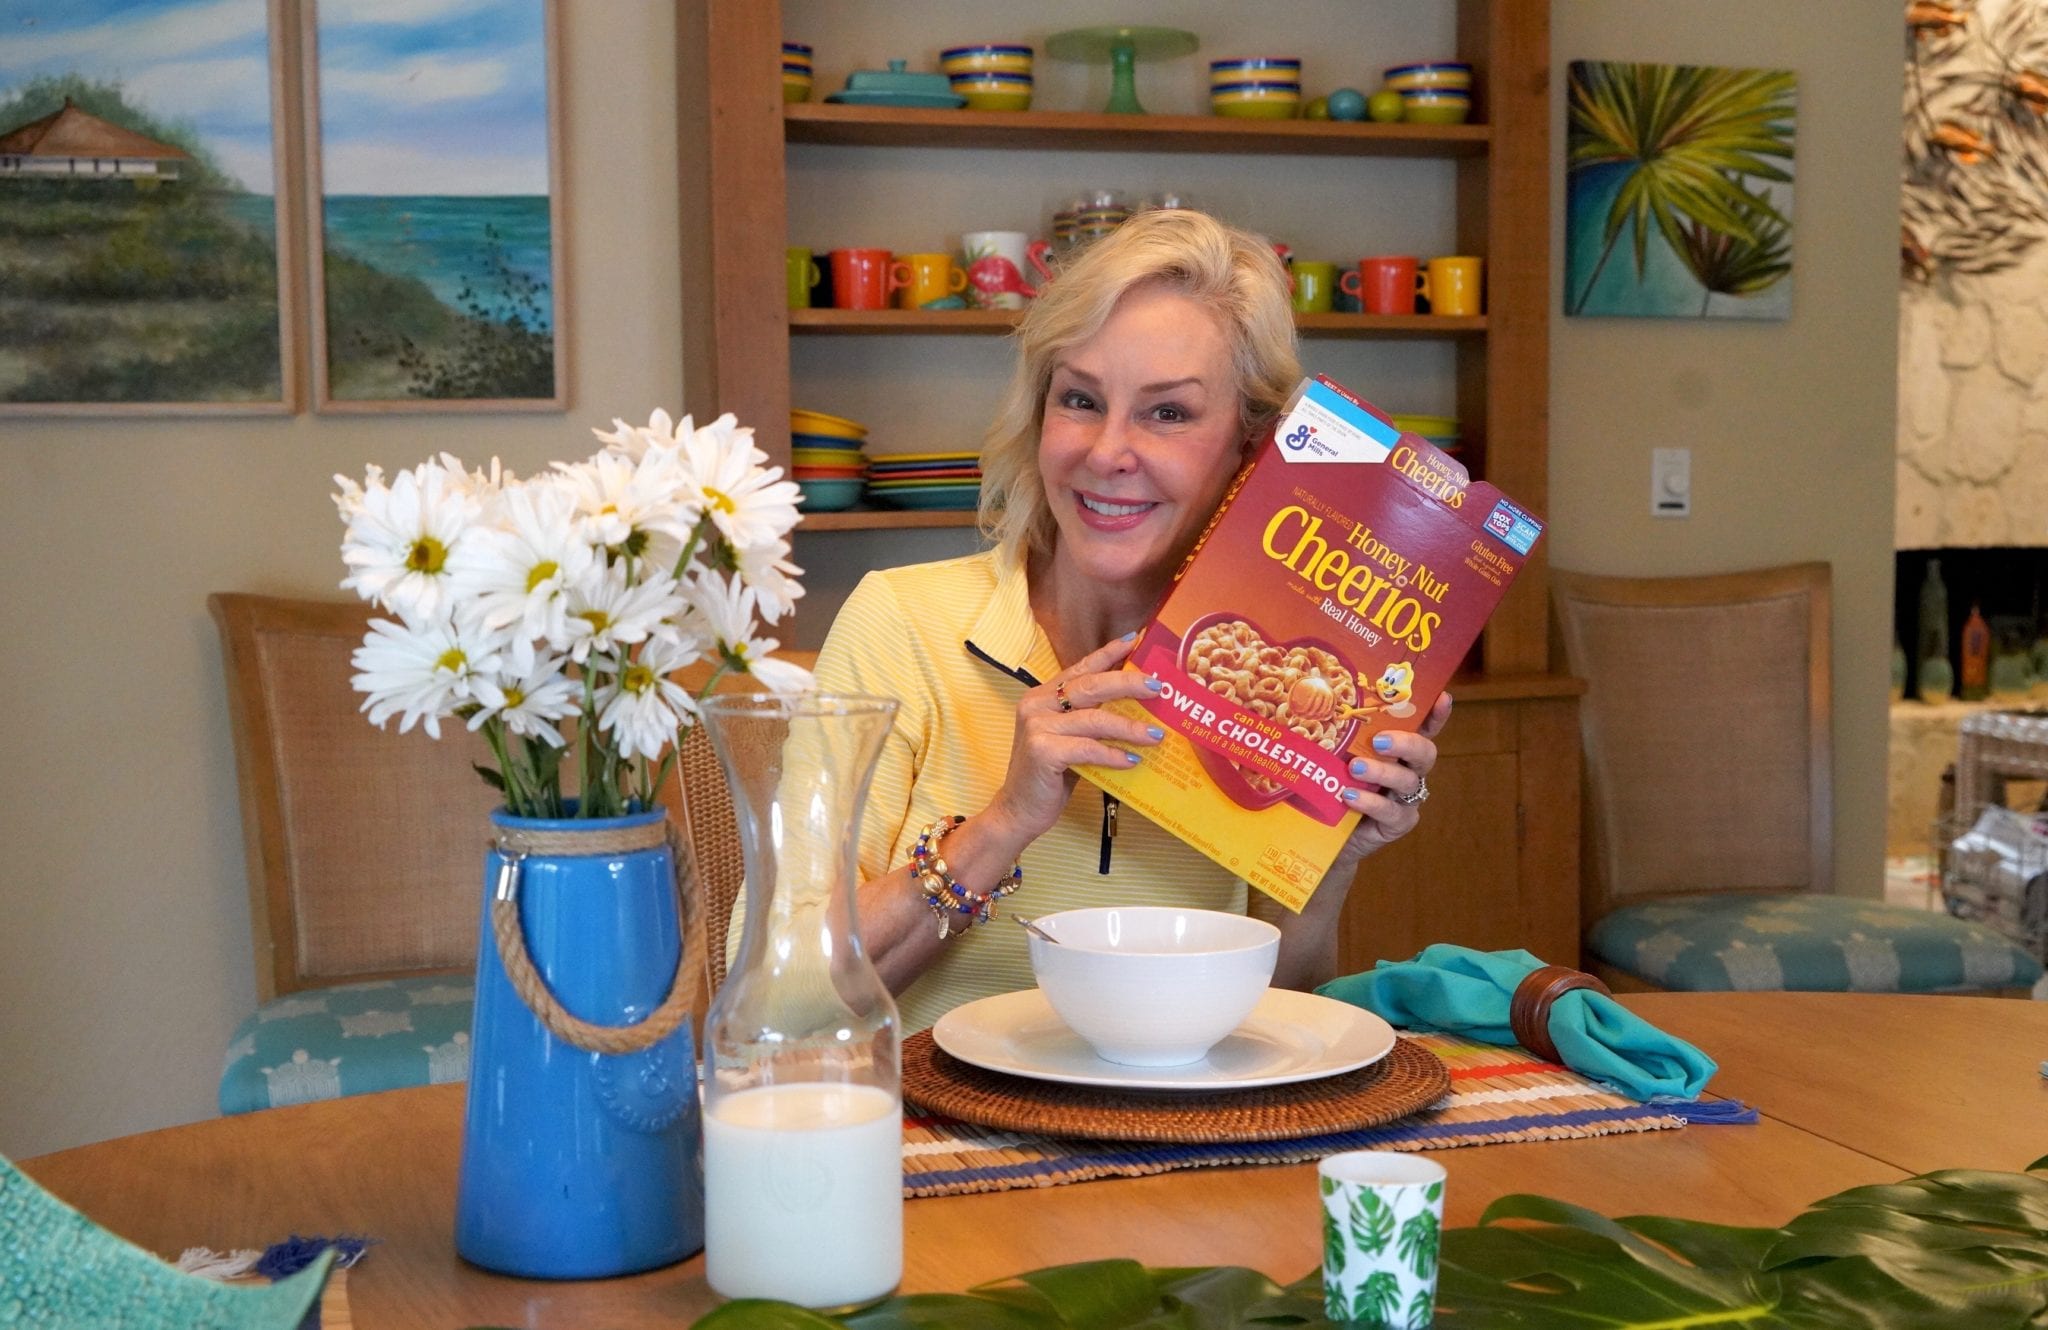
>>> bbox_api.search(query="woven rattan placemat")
[901,1030,1449,1143]
[900,1031,1691,1199]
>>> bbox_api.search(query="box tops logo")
[1484,505,1515,539]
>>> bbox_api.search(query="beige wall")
[0,2,1899,1159]
[1549,5,1899,904]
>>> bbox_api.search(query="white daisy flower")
[331,463,383,520]
[437,452,513,500]
[732,539,805,624]
[554,563,686,664]
[339,459,482,621]
[351,612,505,739]
[445,479,596,662]
[596,635,700,761]
[682,573,813,694]
[593,409,688,463]
[553,448,697,570]
[467,651,580,747]
[677,413,802,554]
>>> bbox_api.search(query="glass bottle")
[1916,558,1952,701]
[1960,602,1991,701]
[698,693,902,1311]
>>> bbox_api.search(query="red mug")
[829,248,909,311]
[1341,255,1421,315]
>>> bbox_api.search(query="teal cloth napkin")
[1317,944,1718,1101]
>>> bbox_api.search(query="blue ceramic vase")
[455,804,704,1278]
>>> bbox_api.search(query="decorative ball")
[1326,87,1367,122]
[1367,88,1406,123]
[1302,95,1331,121]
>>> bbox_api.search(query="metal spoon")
[1013,915,1062,945]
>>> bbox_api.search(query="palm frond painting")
[1566,61,1797,320]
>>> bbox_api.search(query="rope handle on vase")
[488,820,698,1055]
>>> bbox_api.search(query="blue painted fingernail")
[1146,676,1164,691]
[1122,630,1138,641]
[1372,733,1394,752]
[1126,751,1142,765]
[1147,726,1165,740]
[1342,788,1360,802]
[1350,758,1369,777]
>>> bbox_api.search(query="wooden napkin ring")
[1508,965,1612,1065]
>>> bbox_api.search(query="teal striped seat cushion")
[1586,894,2042,993]
[219,975,474,1115]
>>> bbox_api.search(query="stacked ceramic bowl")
[865,451,981,510]
[782,42,814,104]
[1210,57,1301,120]
[1384,61,1472,123]
[1390,414,1462,455]
[941,44,1033,111]
[790,408,868,512]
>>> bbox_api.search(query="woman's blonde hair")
[977,209,1301,561]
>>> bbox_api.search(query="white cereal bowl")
[1025,906,1281,1066]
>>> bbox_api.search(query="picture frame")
[1565,60,1797,321]
[302,0,566,413]
[0,0,300,416]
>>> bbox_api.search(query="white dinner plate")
[930,987,1396,1092]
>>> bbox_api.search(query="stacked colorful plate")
[865,451,981,510]
[1389,414,1462,455]
[783,42,814,104]
[1210,57,1301,119]
[790,408,868,511]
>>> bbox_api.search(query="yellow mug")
[786,246,820,309]
[896,252,969,309]
[1420,256,1483,316]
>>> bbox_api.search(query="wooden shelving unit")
[783,103,1490,157]
[676,1,1580,970]
[789,309,1486,338]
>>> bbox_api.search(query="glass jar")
[698,693,902,1310]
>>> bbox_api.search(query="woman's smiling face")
[1037,282,1249,596]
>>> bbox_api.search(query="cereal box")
[1081,375,1544,911]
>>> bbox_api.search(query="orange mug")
[829,248,909,311]
[1341,256,1420,315]
[896,252,969,309]
[1420,256,1484,316]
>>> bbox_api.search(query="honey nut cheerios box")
[1081,374,1544,912]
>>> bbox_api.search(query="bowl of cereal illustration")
[1175,610,1367,819]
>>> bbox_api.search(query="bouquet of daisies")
[333,410,812,819]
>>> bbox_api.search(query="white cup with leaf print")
[1319,1150,1446,1329]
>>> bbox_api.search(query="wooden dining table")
[20,992,2048,1327]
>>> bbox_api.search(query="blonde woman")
[816,209,1449,1032]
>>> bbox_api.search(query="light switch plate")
[1652,447,1691,518]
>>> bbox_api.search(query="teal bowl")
[797,477,864,512]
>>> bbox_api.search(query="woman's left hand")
[1333,691,1452,866]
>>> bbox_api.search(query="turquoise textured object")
[1585,894,2042,994]
[0,1154,331,1328]
[219,974,473,1115]
[1318,944,1716,1100]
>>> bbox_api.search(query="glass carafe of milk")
[698,693,902,1310]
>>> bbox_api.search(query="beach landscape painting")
[0,0,295,413]
[307,0,564,410]
[1566,60,1797,320]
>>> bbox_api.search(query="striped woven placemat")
[902,1030,1686,1198]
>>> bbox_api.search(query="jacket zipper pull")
[1098,795,1119,874]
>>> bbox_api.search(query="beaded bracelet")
[909,815,1023,939]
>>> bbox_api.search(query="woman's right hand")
[981,633,1167,847]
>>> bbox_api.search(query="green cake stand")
[1045,25,1199,115]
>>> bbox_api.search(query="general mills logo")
[1282,422,1317,451]
[1484,504,1515,538]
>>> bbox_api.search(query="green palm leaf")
[1568,60,1796,313]
[1675,174,1792,313]
[1354,1269,1401,1323]
[1397,1209,1441,1280]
